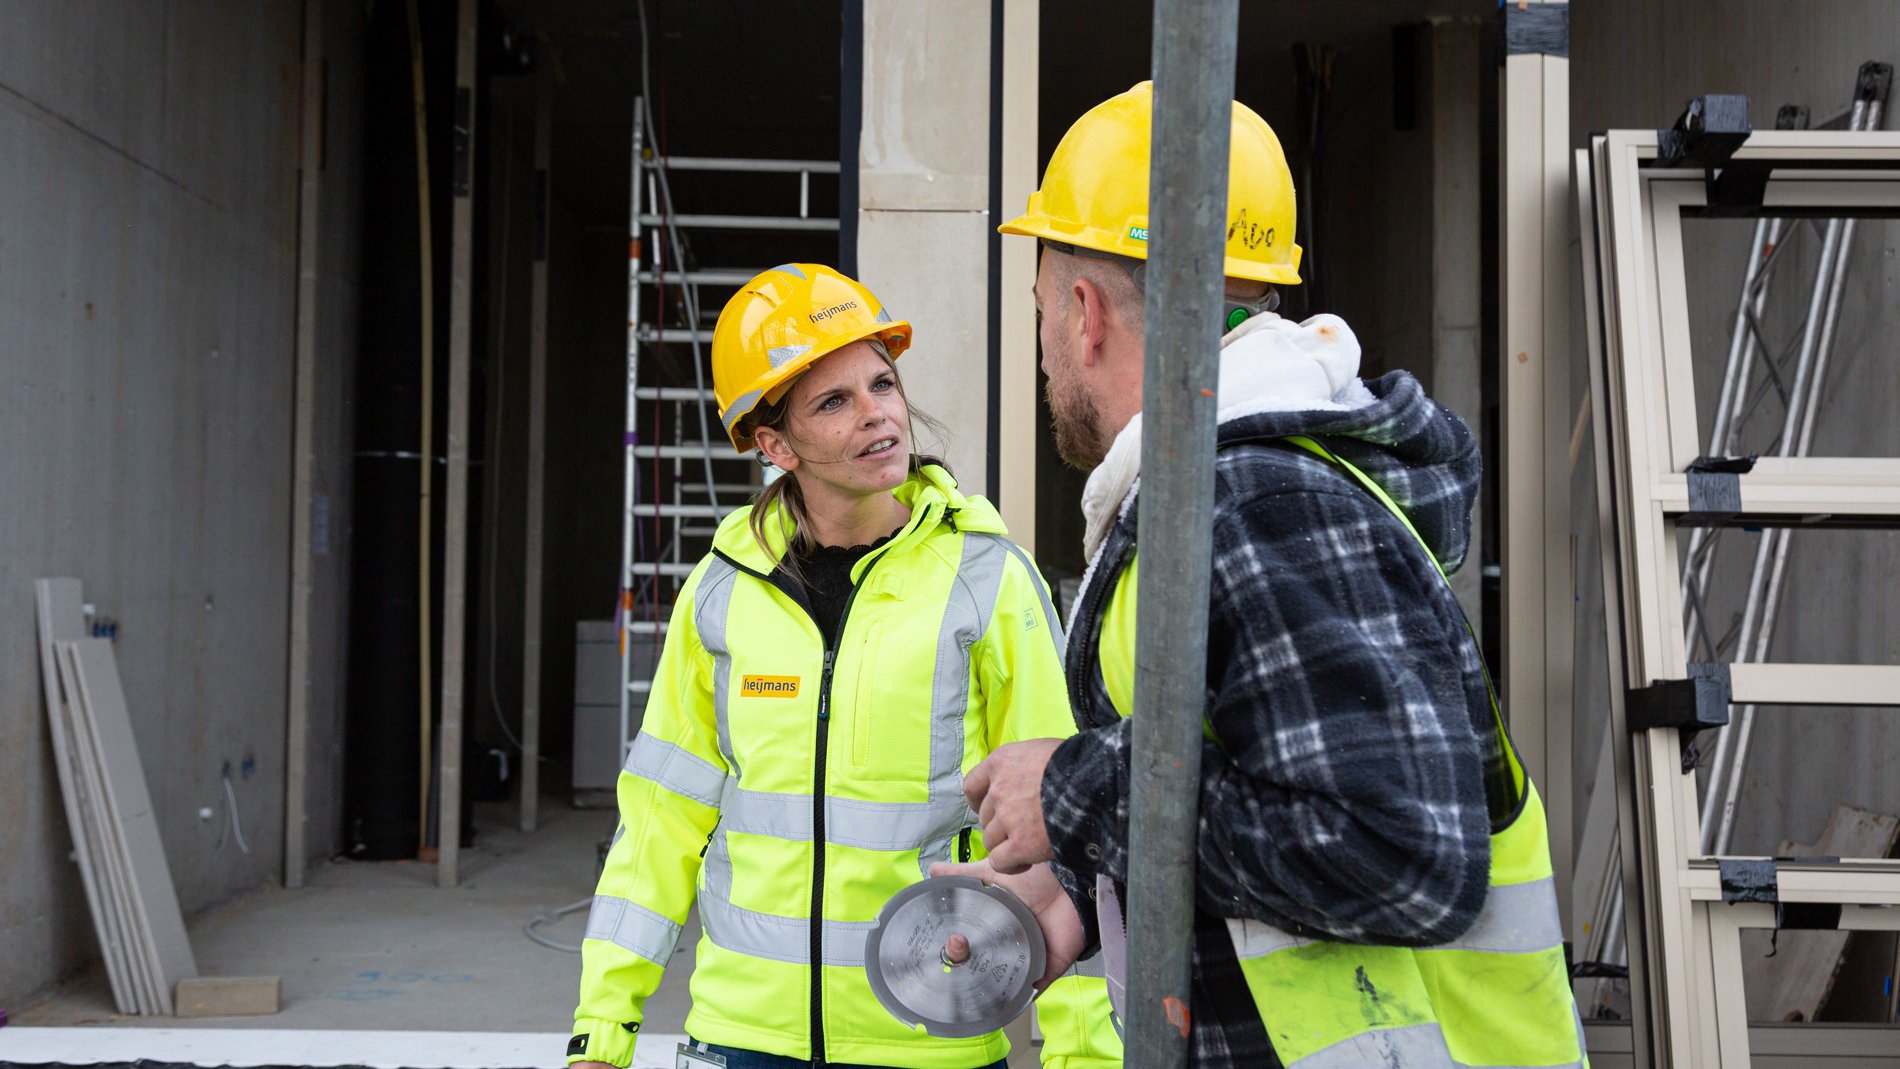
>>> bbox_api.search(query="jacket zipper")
[808,552,883,1067]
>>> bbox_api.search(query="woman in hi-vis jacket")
[568,264,1119,1069]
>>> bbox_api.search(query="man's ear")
[1072,275,1110,369]
[753,424,799,472]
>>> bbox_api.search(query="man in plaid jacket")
[934,84,1583,1069]
[940,286,1505,1066]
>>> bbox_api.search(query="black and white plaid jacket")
[1044,370,1510,1068]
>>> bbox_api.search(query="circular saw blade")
[864,875,1045,1038]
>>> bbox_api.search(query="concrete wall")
[1567,0,1900,890]
[0,2,330,1005]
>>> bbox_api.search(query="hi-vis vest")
[1070,437,1587,1069]
[571,465,1117,1069]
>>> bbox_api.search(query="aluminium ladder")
[618,94,841,768]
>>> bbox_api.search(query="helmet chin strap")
[1040,237,1279,333]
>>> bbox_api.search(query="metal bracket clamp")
[1627,662,1731,736]
[1858,61,1895,110]
[1680,455,1757,526]
[1656,95,1751,168]
[1774,104,1810,132]
[1653,94,1773,215]
[1717,858,1846,930]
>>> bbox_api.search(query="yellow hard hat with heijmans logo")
[710,263,912,453]
[999,81,1302,286]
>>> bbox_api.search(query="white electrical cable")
[524,896,592,953]
[221,770,252,855]
[485,96,527,758]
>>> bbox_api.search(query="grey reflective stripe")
[823,916,877,968]
[693,558,741,772]
[767,344,812,370]
[718,789,970,852]
[1423,877,1565,955]
[720,787,810,840]
[930,534,1009,800]
[996,538,1067,664]
[623,733,725,808]
[1290,1022,1587,1069]
[827,795,970,851]
[1229,878,1564,963]
[769,263,806,279]
[1287,1023,1455,1069]
[584,894,684,965]
[1071,953,1107,978]
[916,831,958,877]
[1225,916,1313,961]
[609,824,625,848]
[721,389,764,431]
[697,880,876,967]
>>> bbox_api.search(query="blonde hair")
[742,342,947,583]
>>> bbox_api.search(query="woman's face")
[755,340,911,498]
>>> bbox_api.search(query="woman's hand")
[928,858,1084,990]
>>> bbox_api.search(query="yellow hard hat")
[710,263,912,453]
[999,81,1302,285]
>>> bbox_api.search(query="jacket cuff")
[1048,855,1101,956]
[567,1017,640,1066]
[1041,721,1129,886]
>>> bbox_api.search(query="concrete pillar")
[856,1,992,494]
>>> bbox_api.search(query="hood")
[1078,312,1480,573]
[1217,370,1482,574]
[711,461,1006,578]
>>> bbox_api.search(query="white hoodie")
[1077,311,1377,565]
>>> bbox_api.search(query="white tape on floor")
[0,1028,692,1068]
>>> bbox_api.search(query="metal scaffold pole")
[1123,0,1239,1064]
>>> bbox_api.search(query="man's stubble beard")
[1047,366,1109,471]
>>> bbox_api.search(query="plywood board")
[1746,806,1900,1022]
[55,639,157,1014]
[61,638,198,1008]
[174,975,280,1018]
[35,578,138,1014]
[58,642,163,1014]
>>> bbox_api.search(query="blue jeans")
[685,1039,1007,1069]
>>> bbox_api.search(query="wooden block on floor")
[174,976,281,1018]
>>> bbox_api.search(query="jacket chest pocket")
[846,579,952,783]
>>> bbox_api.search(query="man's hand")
[963,738,1062,873]
[929,859,1084,991]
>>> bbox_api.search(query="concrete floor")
[9,799,1035,1068]
[9,801,697,1065]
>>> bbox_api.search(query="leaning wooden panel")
[61,638,198,1009]
[34,579,137,1015]
[56,640,159,1015]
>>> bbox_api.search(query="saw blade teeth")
[864,875,1047,1039]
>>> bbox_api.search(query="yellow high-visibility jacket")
[571,464,1117,1068]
